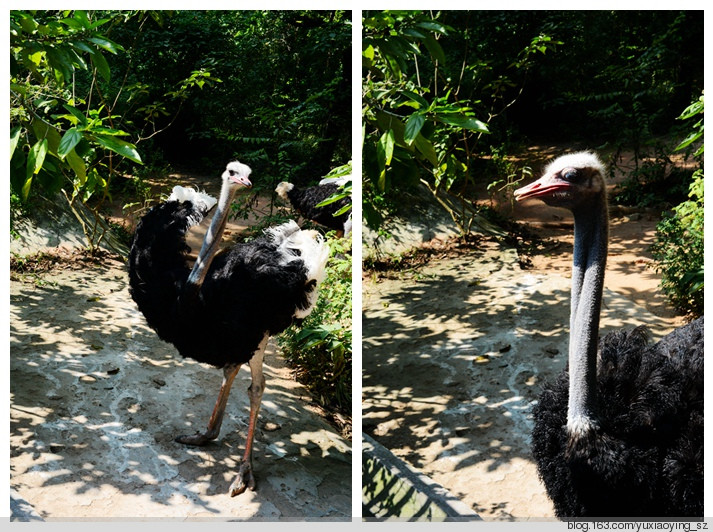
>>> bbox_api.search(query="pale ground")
[362,174,686,520]
[10,172,352,520]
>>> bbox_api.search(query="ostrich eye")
[562,169,578,182]
[228,170,235,176]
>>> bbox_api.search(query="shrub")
[651,169,703,315]
[650,94,703,316]
[278,234,352,413]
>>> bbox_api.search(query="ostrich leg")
[229,335,269,496]
[176,363,241,446]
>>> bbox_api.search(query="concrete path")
[10,258,351,520]
[362,237,677,520]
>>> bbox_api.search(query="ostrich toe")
[229,461,256,496]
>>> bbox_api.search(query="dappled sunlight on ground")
[362,210,683,519]
[11,259,351,519]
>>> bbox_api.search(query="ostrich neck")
[185,182,236,291]
[567,195,608,436]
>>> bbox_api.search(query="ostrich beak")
[514,175,570,202]
[231,175,252,188]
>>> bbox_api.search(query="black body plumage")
[284,183,351,231]
[128,198,315,368]
[532,317,704,518]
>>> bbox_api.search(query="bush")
[651,169,703,315]
[650,94,704,316]
[278,235,352,413]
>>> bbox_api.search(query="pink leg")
[229,336,268,496]
[176,363,241,446]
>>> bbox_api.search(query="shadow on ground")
[362,236,678,520]
[10,258,351,520]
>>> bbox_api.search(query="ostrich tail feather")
[168,186,217,227]
[265,221,329,318]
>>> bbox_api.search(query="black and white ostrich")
[128,161,329,496]
[275,176,352,236]
[514,151,703,518]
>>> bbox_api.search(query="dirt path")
[362,178,685,520]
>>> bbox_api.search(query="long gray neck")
[566,195,608,437]
[185,181,236,290]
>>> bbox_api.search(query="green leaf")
[10,127,22,159]
[415,21,448,34]
[65,148,87,184]
[89,17,112,30]
[402,90,429,109]
[423,34,446,65]
[23,138,48,199]
[87,36,122,55]
[62,103,88,126]
[373,109,438,166]
[70,41,94,54]
[63,46,87,70]
[18,14,39,34]
[60,18,83,31]
[89,126,129,136]
[435,113,489,133]
[27,138,48,178]
[413,135,438,166]
[333,204,351,217]
[45,47,72,85]
[678,95,704,120]
[21,176,34,202]
[404,112,425,145]
[402,28,427,39]
[31,120,62,155]
[90,49,111,82]
[58,128,82,158]
[363,44,375,60]
[378,129,395,166]
[316,192,349,208]
[675,129,702,152]
[73,11,92,29]
[376,129,395,191]
[92,134,143,164]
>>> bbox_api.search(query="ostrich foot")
[228,461,256,496]
[175,431,216,447]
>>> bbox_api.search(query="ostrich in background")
[128,161,329,496]
[275,175,352,236]
[514,152,703,518]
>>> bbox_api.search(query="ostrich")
[275,176,352,236]
[514,151,703,518]
[128,161,329,496]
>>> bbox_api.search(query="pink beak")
[514,176,570,201]
[231,175,252,187]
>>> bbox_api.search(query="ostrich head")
[275,181,294,201]
[515,151,610,439]
[514,152,607,212]
[223,161,253,190]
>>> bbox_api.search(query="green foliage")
[123,10,351,183]
[278,235,352,412]
[11,10,350,253]
[11,11,138,198]
[10,10,148,251]
[519,12,702,145]
[650,94,704,316]
[362,11,559,233]
[675,94,704,156]
[316,162,352,216]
